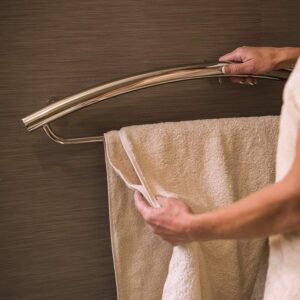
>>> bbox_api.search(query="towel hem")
[103,135,121,300]
[119,128,160,208]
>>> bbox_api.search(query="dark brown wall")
[1,1,299,299]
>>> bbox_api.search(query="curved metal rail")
[21,62,291,144]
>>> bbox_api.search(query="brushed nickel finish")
[21,62,291,145]
[43,123,104,144]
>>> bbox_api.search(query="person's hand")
[218,46,281,85]
[219,46,280,74]
[134,190,195,246]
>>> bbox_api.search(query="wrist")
[273,47,300,70]
[187,212,220,242]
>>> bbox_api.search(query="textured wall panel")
[1,1,299,299]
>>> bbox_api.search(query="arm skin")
[218,46,300,85]
[134,46,300,245]
[219,46,300,74]
[134,129,300,245]
[190,128,300,241]
[275,47,300,69]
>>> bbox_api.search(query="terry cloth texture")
[104,115,279,300]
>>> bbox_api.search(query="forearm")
[274,47,300,69]
[190,178,300,241]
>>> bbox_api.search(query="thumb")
[219,48,242,63]
[222,61,253,75]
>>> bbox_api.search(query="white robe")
[263,57,300,300]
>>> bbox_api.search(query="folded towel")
[104,116,279,300]
[263,58,300,300]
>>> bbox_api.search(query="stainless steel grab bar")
[21,62,291,145]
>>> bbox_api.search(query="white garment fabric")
[263,57,300,300]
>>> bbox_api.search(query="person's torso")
[264,57,300,300]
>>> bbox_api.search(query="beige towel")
[104,116,279,300]
[263,58,300,300]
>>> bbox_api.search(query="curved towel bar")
[21,62,291,145]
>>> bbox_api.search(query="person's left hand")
[134,190,195,245]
